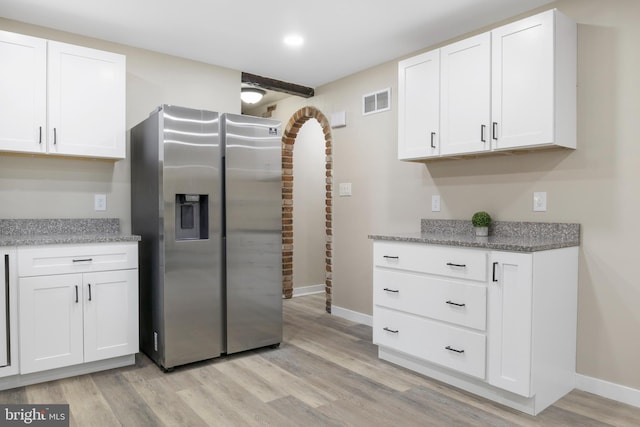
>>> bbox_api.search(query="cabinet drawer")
[374,269,486,330]
[17,243,138,277]
[374,241,487,282]
[373,306,486,379]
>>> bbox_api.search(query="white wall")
[0,18,240,233]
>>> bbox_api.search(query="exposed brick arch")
[282,106,333,313]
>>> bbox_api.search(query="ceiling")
[0,0,554,88]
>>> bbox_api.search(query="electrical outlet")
[431,195,441,212]
[533,192,547,212]
[95,194,107,211]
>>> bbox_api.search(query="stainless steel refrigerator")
[131,105,282,370]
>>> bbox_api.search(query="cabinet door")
[491,11,554,150]
[0,251,8,368]
[0,31,46,154]
[398,50,440,159]
[440,32,491,156]
[487,251,533,397]
[83,270,139,362]
[19,274,84,374]
[48,41,126,159]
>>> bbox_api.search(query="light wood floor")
[1,294,639,426]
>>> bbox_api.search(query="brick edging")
[282,107,333,313]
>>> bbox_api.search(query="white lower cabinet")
[83,270,138,363]
[487,251,533,396]
[17,243,138,375]
[372,240,578,415]
[19,274,84,374]
[374,306,486,379]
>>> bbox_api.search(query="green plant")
[471,211,492,227]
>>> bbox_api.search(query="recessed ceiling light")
[283,34,304,47]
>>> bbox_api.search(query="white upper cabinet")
[397,9,576,161]
[440,32,492,156]
[0,31,126,160]
[491,10,576,150]
[0,31,47,154]
[398,50,440,159]
[47,42,126,159]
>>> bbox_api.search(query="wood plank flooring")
[1,294,639,426]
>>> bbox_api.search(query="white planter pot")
[475,226,489,237]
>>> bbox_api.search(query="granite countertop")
[369,220,580,252]
[0,218,141,247]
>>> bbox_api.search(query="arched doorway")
[281,106,333,313]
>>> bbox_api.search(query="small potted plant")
[471,211,492,237]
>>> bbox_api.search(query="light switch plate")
[339,183,352,197]
[431,195,441,212]
[533,192,547,212]
[331,111,346,128]
[95,194,107,211]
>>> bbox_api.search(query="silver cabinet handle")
[88,284,92,301]
[72,258,93,263]
[39,126,42,144]
[383,288,399,293]
[53,127,57,145]
[383,327,399,334]
[446,262,466,268]
[75,285,78,303]
[445,345,464,354]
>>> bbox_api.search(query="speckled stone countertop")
[369,220,580,252]
[0,218,141,246]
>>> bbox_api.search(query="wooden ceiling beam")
[242,72,315,98]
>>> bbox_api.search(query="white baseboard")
[331,304,373,327]
[575,373,640,409]
[292,284,325,297]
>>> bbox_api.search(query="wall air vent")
[362,88,391,116]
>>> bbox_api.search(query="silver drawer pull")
[445,345,464,354]
[383,288,399,293]
[383,327,399,334]
[72,258,93,263]
[446,262,466,268]
[383,255,399,260]
[445,300,466,307]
